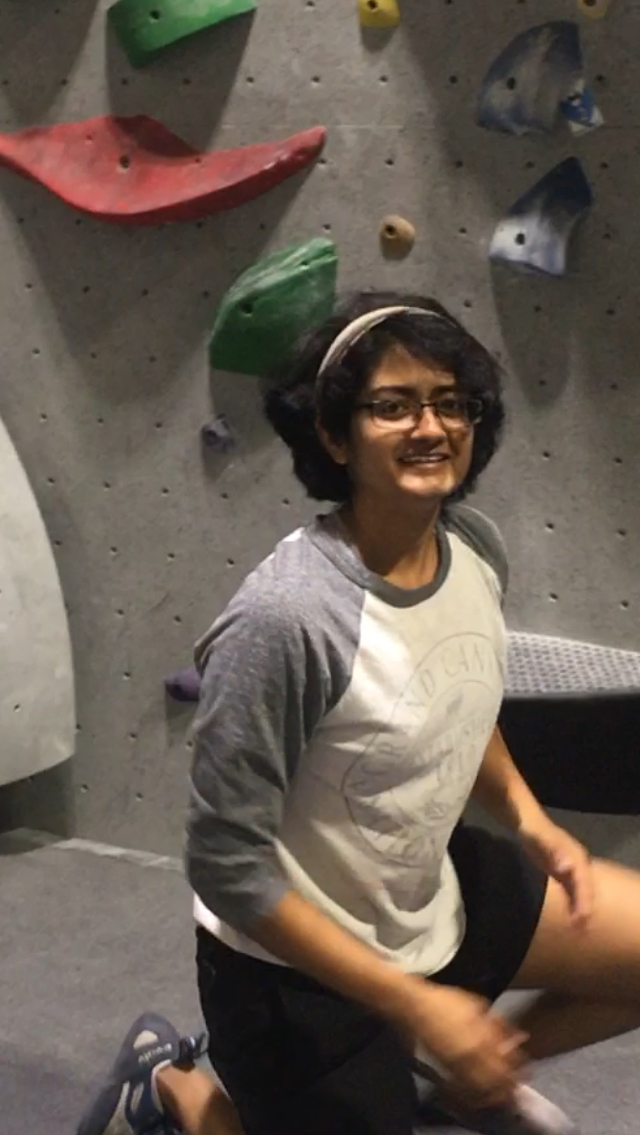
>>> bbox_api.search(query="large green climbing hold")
[210,238,338,377]
[108,0,257,68]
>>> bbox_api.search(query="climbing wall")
[0,0,637,853]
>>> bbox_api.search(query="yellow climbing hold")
[358,0,400,29]
[578,0,613,17]
[380,215,415,258]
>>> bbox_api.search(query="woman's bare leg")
[157,1065,245,1135]
[509,858,640,1060]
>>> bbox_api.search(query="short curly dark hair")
[261,290,506,508]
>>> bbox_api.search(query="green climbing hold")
[108,0,257,68]
[210,238,338,377]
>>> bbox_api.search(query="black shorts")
[196,822,548,1135]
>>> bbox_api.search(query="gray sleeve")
[444,503,509,603]
[184,587,329,934]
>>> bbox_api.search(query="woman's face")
[322,346,476,511]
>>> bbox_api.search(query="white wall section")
[0,415,75,786]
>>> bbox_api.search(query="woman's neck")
[337,499,441,588]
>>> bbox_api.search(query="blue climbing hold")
[489,158,593,277]
[477,22,602,136]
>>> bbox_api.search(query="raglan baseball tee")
[186,502,508,977]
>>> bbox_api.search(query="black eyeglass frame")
[354,392,484,428]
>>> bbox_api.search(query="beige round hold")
[578,0,612,17]
[380,215,416,258]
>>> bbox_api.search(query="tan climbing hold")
[358,0,400,29]
[380,215,415,258]
[578,0,613,17]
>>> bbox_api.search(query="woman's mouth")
[399,454,449,466]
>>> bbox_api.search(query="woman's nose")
[412,404,447,437]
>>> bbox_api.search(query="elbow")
[185,835,289,936]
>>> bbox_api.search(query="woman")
[79,294,640,1135]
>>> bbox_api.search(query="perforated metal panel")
[0,0,638,851]
[506,632,640,696]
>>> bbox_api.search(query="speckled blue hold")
[477,21,601,136]
[560,82,603,135]
[489,157,593,277]
[165,666,201,702]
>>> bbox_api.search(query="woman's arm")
[469,724,546,832]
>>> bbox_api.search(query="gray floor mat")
[1,829,639,1135]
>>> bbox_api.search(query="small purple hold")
[201,414,236,452]
[164,665,202,702]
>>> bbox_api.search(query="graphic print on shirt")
[341,629,504,909]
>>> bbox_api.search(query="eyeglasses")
[355,391,484,430]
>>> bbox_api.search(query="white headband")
[316,305,450,381]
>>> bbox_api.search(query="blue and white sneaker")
[76,1011,207,1135]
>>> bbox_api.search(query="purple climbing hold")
[164,666,201,702]
[201,415,236,452]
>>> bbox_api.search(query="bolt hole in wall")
[538,453,629,606]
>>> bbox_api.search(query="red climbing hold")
[0,116,327,225]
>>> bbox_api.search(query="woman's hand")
[518,815,595,931]
[390,979,529,1110]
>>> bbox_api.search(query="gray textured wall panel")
[0,0,638,852]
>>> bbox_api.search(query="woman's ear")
[315,417,349,467]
